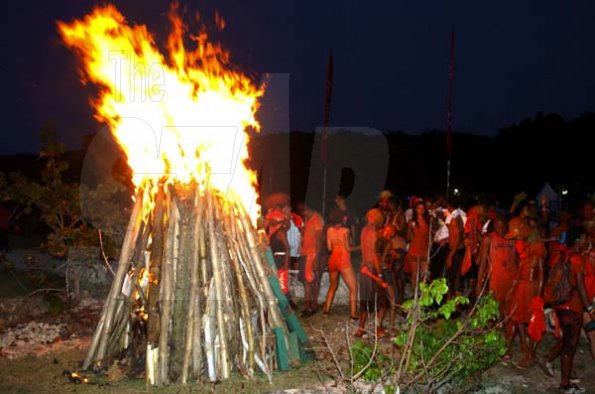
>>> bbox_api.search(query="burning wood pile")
[84,183,307,385]
[57,4,309,386]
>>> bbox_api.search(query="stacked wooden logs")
[83,181,307,385]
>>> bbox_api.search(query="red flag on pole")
[321,50,333,165]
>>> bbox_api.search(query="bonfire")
[58,4,308,385]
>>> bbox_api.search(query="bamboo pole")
[206,188,230,380]
[159,190,178,384]
[193,209,207,379]
[236,203,286,331]
[146,186,165,386]
[170,188,194,382]
[94,191,143,364]
[227,211,255,377]
[214,198,240,370]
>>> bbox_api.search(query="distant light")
[453,188,460,196]
[561,189,568,196]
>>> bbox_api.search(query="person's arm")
[509,192,528,214]
[571,255,593,313]
[476,235,491,296]
[407,221,414,243]
[371,233,382,276]
[326,228,332,251]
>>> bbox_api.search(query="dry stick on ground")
[312,325,345,381]
[395,258,422,384]
[26,288,64,297]
[98,229,116,277]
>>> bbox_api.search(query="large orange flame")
[58,4,263,219]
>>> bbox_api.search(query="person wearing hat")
[505,216,546,369]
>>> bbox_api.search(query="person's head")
[493,216,507,236]
[520,202,537,220]
[378,190,393,210]
[413,201,427,223]
[366,208,384,228]
[329,209,345,227]
[474,204,489,223]
[505,217,529,239]
[335,194,347,210]
[424,198,434,211]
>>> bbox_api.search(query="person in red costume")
[406,201,431,290]
[538,229,592,394]
[505,217,545,369]
[298,203,325,317]
[355,208,389,338]
[476,216,518,359]
[323,209,359,319]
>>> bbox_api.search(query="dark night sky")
[2,0,595,154]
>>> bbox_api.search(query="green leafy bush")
[349,279,506,391]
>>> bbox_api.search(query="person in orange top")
[538,230,592,393]
[406,201,431,290]
[506,217,545,369]
[476,216,518,312]
[298,203,325,317]
[323,209,359,319]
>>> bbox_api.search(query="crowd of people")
[262,191,595,394]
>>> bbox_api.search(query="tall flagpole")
[321,50,333,216]
[446,27,455,197]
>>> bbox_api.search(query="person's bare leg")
[503,323,518,360]
[395,266,405,304]
[312,269,323,310]
[588,330,595,361]
[341,266,358,317]
[324,271,340,314]
[376,308,386,328]
[303,281,312,310]
[355,312,368,337]
[385,285,396,330]
[518,324,528,353]
[560,354,573,387]
[546,338,563,363]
